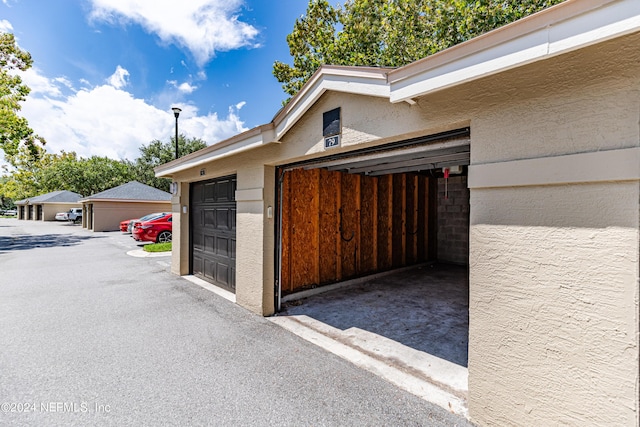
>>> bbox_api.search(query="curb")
[126,249,172,258]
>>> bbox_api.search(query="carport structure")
[80,181,171,232]
[157,2,640,425]
[14,190,82,221]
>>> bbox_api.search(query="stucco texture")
[469,183,639,426]
[463,33,640,426]
[87,201,171,232]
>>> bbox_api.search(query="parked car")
[121,212,169,234]
[132,213,172,243]
[67,208,82,224]
[1,209,17,216]
[119,219,131,232]
[55,212,69,221]
[55,208,81,223]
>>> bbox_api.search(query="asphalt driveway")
[0,218,473,426]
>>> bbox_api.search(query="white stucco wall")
[464,33,640,426]
[469,183,639,426]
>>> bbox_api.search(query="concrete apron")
[269,263,470,419]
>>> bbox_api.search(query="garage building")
[81,181,171,232]
[156,1,640,426]
[15,190,82,221]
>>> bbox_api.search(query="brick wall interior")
[437,175,469,265]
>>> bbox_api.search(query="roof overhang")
[388,0,640,103]
[155,0,639,179]
[156,123,277,177]
[156,67,391,178]
[273,66,392,139]
[80,198,171,203]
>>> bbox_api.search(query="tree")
[129,135,207,192]
[0,146,134,200]
[0,32,45,158]
[272,0,341,98]
[273,0,565,98]
[0,144,48,201]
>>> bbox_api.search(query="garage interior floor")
[279,262,469,367]
[271,263,470,415]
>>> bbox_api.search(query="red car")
[119,219,132,232]
[132,213,172,243]
[121,212,169,234]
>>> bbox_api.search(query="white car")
[55,212,69,221]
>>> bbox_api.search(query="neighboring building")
[80,181,171,232]
[14,190,82,221]
[156,1,639,426]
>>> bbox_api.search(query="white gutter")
[388,0,640,103]
[156,125,277,177]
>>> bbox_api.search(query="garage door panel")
[192,233,203,250]
[204,235,214,252]
[216,208,230,230]
[191,175,237,293]
[204,208,215,227]
[215,236,229,257]
[216,262,231,287]
[192,184,204,203]
[192,256,203,275]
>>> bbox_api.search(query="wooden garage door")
[190,176,237,292]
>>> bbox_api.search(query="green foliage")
[273,0,341,97]
[0,32,45,157]
[0,134,208,206]
[143,242,172,253]
[129,135,207,192]
[273,0,565,98]
[0,146,134,199]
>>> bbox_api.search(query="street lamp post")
[171,107,182,159]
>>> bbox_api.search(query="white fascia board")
[275,72,390,138]
[79,198,170,203]
[156,128,275,177]
[156,68,389,178]
[548,0,640,54]
[390,0,640,103]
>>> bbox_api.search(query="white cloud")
[107,65,129,89]
[0,19,13,33]
[167,80,198,95]
[88,0,259,65]
[178,82,197,94]
[166,79,198,94]
[18,68,248,162]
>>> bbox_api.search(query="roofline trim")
[154,0,637,177]
[80,198,172,203]
[155,124,277,177]
[388,0,640,102]
[156,67,391,177]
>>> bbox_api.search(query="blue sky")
[1,0,316,162]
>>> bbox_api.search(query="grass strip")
[143,242,172,252]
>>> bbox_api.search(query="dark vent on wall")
[323,108,341,137]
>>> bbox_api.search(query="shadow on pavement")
[0,234,96,253]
